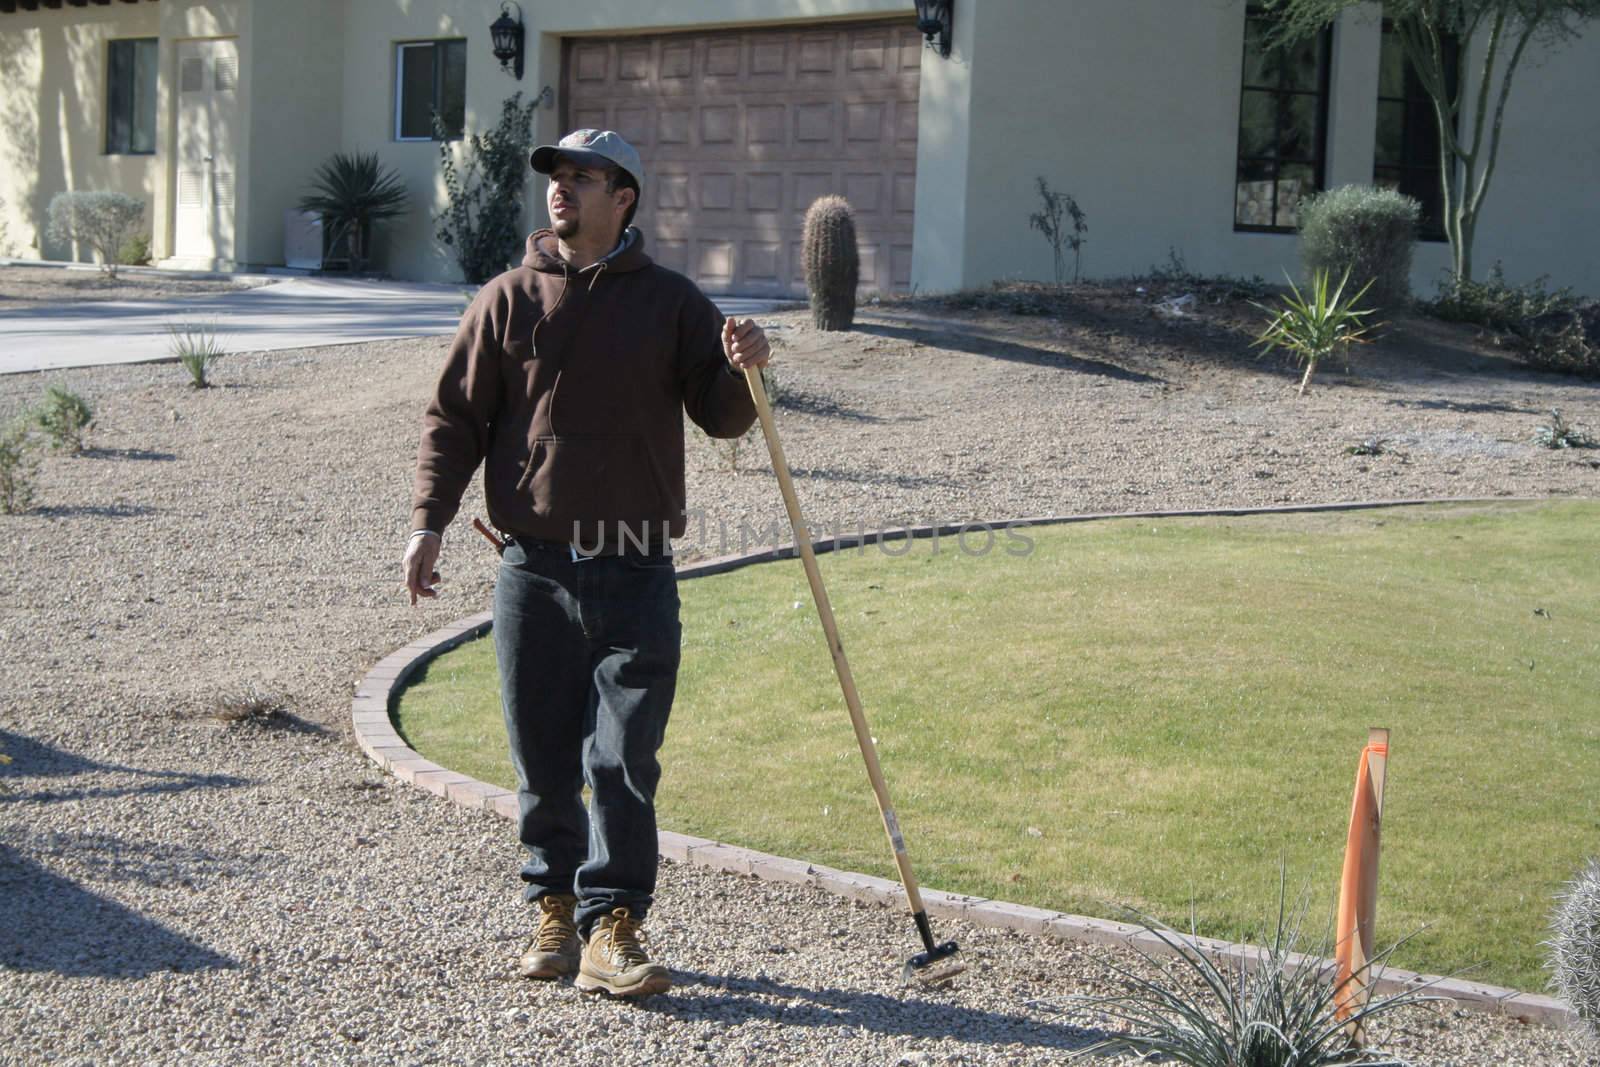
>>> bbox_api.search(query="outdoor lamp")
[913,0,952,58]
[490,1,525,80]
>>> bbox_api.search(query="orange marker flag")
[1334,727,1390,1044]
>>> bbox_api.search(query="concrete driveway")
[0,273,788,375]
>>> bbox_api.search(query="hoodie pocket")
[517,434,667,521]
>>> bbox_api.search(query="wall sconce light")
[490,1,525,80]
[913,0,952,58]
[537,85,555,109]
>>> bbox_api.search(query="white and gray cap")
[529,129,645,188]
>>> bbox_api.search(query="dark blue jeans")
[493,539,681,934]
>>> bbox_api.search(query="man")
[402,129,770,998]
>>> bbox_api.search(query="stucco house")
[1,0,1596,298]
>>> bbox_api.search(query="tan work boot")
[574,907,670,997]
[518,893,580,980]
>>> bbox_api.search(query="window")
[106,38,158,155]
[1234,7,1331,231]
[396,40,466,141]
[1375,21,1458,241]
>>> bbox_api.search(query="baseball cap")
[530,129,645,188]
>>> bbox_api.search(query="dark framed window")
[1234,6,1331,232]
[106,38,158,155]
[1375,21,1459,241]
[395,40,466,141]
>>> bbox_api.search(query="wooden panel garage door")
[563,20,920,298]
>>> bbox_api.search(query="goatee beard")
[554,217,578,239]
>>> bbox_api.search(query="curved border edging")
[354,497,1580,1026]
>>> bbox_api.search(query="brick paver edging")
[354,497,1574,1026]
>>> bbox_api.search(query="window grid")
[106,37,158,156]
[1374,21,1457,242]
[395,40,467,143]
[1234,8,1331,233]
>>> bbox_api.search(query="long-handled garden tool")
[743,367,964,985]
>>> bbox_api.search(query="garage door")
[563,20,921,298]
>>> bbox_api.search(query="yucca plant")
[168,320,226,389]
[298,152,409,273]
[1254,269,1378,398]
[1071,876,1438,1067]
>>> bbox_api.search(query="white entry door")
[174,39,240,262]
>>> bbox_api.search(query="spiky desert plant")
[1533,409,1596,450]
[802,195,859,331]
[34,385,93,453]
[1254,268,1379,397]
[1072,875,1438,1066]
[298,151,410,273]
[169,319,226,389]
[1549,857,1600,1042]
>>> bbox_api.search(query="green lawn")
[394,500,1600,991]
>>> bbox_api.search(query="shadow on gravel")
[854,321,1163,385]
[0,842,237,977]
[773,390,883,423]
[0,729,252,803]
[791,466,964,489]
[80,447,178,462]
[652,970,1104,1053]
[30,503,156,520]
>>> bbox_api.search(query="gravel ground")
[1,292,1597,1065]
[0,265,272,308]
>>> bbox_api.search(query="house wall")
[4,0,1595,294]
[337,0,910,282]
[951,0,1600,296]
[239,0,345,270]
[0,0,164,262]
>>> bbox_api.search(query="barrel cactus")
[802,195,859,331]
[1551,857,1600,1041]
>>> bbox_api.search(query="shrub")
[1254,268,1379,397]
[1550,857,1600,1043]
[297,152,409,274]
[802,195,859,331]
[117,232,151,266]
[0,420,39,514]
[46,191,146,279]
[1428,267,1599,377]
[435,93,539,285]
[1028,177,1087,286]
[1298,185,1420,311]
[169,320,226,388]
[34,386,93,452]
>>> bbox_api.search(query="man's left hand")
[723,317,771,371]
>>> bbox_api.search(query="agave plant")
[1072,876,1439,1067]
[1254,268,1379,398]
[297,152,410,273]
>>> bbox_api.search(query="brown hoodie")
[410,229,756,548]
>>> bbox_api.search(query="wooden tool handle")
[744,368,928,915]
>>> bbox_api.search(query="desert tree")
[1265,0,1600,288]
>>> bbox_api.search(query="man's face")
[546,159,631,241]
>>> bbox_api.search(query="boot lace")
[601,908,650,967]
[535,896,576,952]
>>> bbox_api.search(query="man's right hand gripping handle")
[403,530,442,606]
